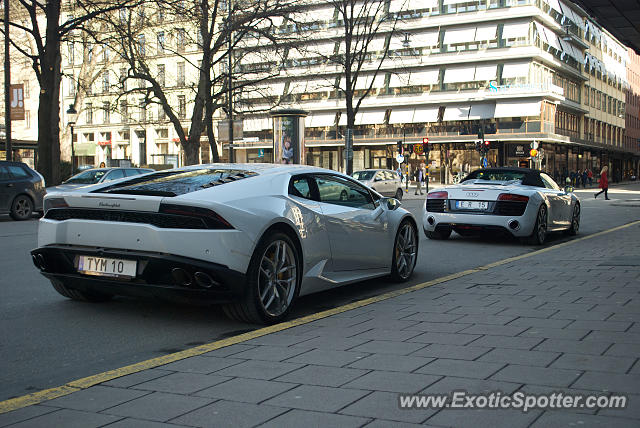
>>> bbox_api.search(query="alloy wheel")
[572,204,580,232]
[257,240,297,317]
[395,223,417,280]
[537,206,547,244]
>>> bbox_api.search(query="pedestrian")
[587,168,593,186]
[404,163,410,191]
[581,169,588,188]
[99,161,106,168]
[414,163,426,195]
[594,166,610,200]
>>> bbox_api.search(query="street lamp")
[66,104,78,173]
[227,0,235,163]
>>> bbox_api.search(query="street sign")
[413,143,424,155]
[10,84,24,121]
[396,154,404,163]
[258,148,264,158]
[482,157,488,168]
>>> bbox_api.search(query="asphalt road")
[1,183,639,401]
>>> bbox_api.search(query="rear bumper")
[422,208,537,238]
[31,245,247,304]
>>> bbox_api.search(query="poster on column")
[10,84,25,121]
[274,116,297,164]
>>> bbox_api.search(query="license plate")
[456,200,489,210]
[77,256,137,278]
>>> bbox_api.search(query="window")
[68,76,76,96]
[158,64,165,87]
[0,166,10,180]
[25,110,30,128]
[177,28,186,52]
[157,31,165,54]
[102,71,110,93]
[315,175,375,209]
[177,62,185,86]
[103,102,110,124]
[157,128,168,138]
[158,105,166,120]
[67,43,74,65]
[540,173,559,190]
[119,67,127,91]
[86,103,93,124]
[139,99,147,122]
[105,169,125,181]
[7,165,30,179]
[138,34,145,56]
[289,176,314,199]
[178,95,186,119]
[120,101,128,123]
[101,47,109,63]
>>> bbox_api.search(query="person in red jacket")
[594,166,610,200]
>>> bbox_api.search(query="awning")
[74,143,96,156]
[475,25,497,41]
[413,107,439,123]
[444,27,477,45]
[389,108,415,124]
[243,116,271,131]
[308,41,336,56]
[355,110,386,125]
[411,31,440,47]
[543,26,562,51]
[367,37,387,52]
[311,6,335,21]
[389,0,438,11]
[502,21,530,39]
[355,74,385,90]
[443,105,471,121]
[546,0,562,13]
[389,73,410,87]
[502,61,530,78]
[444,66,476,83]
[494,100,541,118]
[559,1,584,29]
[306,112,336,127]
[254,82,285,96]
[474,64,497,81]
[468,103,496,120]
[410,69,440,85]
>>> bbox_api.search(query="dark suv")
[0,161,46,220]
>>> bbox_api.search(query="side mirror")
[380,197,401,211]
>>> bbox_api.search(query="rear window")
[65,169,107,184]
[352,170,376,181]
[462,170,526,183]
[95,168,258,196]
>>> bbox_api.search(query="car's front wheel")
[224,231,300,324]
[10,195,34,221]
[565,203,580,236]
[49,279,113,302]
[391,220,418,282]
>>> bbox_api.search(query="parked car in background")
[352,169,404,200]
[47,167,154,192]
[0,161,46,220]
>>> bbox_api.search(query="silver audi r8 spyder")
[32,164,418,324]
[423,168,580,245]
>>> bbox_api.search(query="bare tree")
[1,0,140,184]
[99,0,299,166]
[325,0,398,175]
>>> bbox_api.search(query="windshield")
[64,170,107,184]
[462,170,526,183]
[352,170,376,181]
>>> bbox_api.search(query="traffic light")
[483,140,490,154]
[408,144,414,156]
[423,137,430,154]
[530,140,538,150]
[396,140,403,154]
[477,127,485,142]
[530,148,538,157]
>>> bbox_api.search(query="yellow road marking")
[2,220,639,415]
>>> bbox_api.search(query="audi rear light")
[159,204,233,229]
[44,197,69,214]
[497,193,529,202]
[427,191,448,199]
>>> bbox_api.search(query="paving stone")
[421,376,521,395]
[497,308,558,318]
[517,384,609,415]
[460,324,528,336]
[134,372,232,394]
[285,349,369,367]
[425,409,541,428]
[520,327,591,340]
[351,328,423,341]
[245,332,318,345]
[362,419,429,428]
[605,343,640,358]
[340,391,435,424]
[102,369,174,388]
[258,409,370,428]
[302,325,374,337]
[508,317,573,329]
[478,348,561,367]
[399,312,465,323]
[599,393,640,419]
[289,336,369,351]
[533,339,611,356]
[159,356,244,374]
[202,344,259,357]
[171,400,287,428]
[103,391,213,422]
[491,364,582,388]
[275,365,369,387]
[551,310,614,321]
[404,321,473,333]
[343,370,440,393]
[44,385,149,412]
[410,344,491,360]
[415,358,505,379]
[550,353,636,373]
[530,411,637,427]
[194,378,297,403]
[349,340,426,355]
[583,331,640,344]
[351,319,419,331]
[455,314,518,325]
[565,320,633,332]
[263,385,370,412]
[470,335,543,350]
[102,419,181,428]
[446,306,506,315]
[229,345,310,362]
[348,354,433,372]
[6,409,121,428]
[0,405,57,427]
[407,332,481,345]
[214,360,304,380]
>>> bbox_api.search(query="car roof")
[177,163,338,176]
[0,161,29,166]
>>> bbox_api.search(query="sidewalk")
[1,223,639,427]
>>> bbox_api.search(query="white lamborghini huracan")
[32,164,418,324]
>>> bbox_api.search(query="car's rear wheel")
[565,203,580,236]
[223,231,300,324]
[425,227,451,240]
[10,195,33,221]
[391,220,418,282]
[395,188,403,200]
[525,205,548,245]
[49,279,113,302]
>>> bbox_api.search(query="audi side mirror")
[380,197,401,211]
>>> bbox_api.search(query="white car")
[352,169,404,200]
[32,164,418,324]
[423,167,580,245]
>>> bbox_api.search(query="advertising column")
[271,109,308,164]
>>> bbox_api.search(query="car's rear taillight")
[44,197,69,214]
[497,193,529,202]
[427,191,448,199]
[159,204,233,229]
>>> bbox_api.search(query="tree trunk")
[182,138,200,165]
